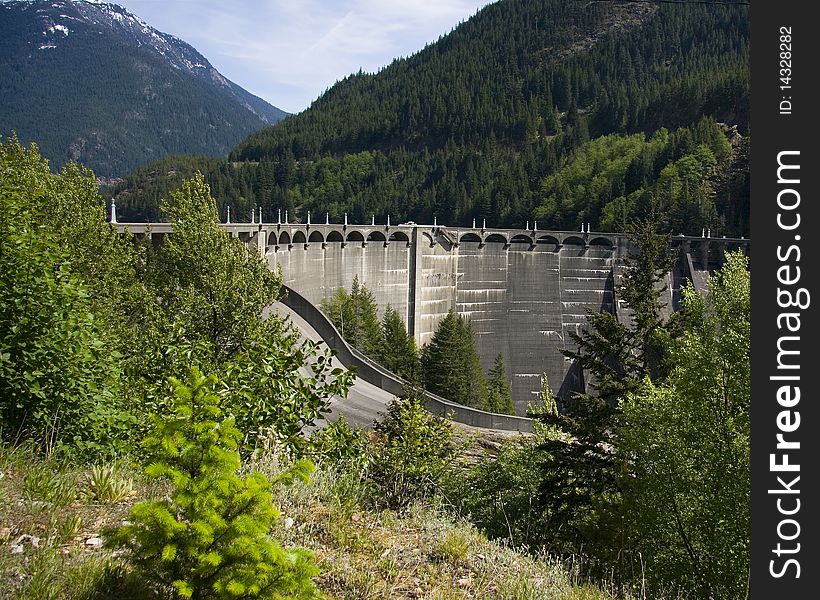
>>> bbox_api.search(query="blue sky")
[115,0,494,114]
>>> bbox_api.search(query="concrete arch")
[326,230,344,243]
[422,232,435,246]
[484,233,507,244]
[367,231,387,242]
[389,231,410,243]
[562,235,586,257]
[510,234,534,245]
[293,230,307,244]
[308,230,324,243]
[346,230,365,243]
[267,231,278,246]
[562,235,585,246]
[278,231,291,246]
[589,236,614,248]
[459,232,482,243]
[535,234,561,252]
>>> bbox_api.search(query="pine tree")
[484,353,515,415]
[378,305,421,382]
[350,276,384,357]
[368,387,455,510]
[320,277,384,358]
[108,369,321,600]
[421,310,486,408]
[533,215,677,573]
[619,251,750,598]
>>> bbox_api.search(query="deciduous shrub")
[367,389,455,510]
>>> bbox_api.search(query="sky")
[114,0,495,114]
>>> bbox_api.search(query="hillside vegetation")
[2,136,749,599]
[109,0,749,237]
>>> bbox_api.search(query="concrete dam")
[117,217,750,416]
[264,221,749,415]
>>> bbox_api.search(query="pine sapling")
[107,368,320,599]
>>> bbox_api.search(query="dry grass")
[0,445,159,600]
[1,443,644,600]
[256,448,639,600]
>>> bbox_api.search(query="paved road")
[269,303,397,429]
[270,303,530,439]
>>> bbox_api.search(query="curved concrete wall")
[270,229,624,414]
[279,285,534,433]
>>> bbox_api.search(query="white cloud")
[116,0,493,113]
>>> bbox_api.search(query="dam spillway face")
[113,221,747,415]
[265,225,746,415]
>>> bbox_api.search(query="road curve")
[271,287,534,433]
[269,302,397,429]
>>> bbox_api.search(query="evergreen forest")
[108,0,750,238]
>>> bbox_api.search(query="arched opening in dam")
[484,233,507,244]
[346,231,365,244]
[562,236,586,256]
[536,235,560,252]
[510,234,533,250]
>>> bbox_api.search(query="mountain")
[109,0,749,236]
[0,0,287,177]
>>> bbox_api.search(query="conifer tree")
[108,369,321,600]
[368,387,455,510]
[320,276,384,357]
[350,276,384,357]
[619,251,750,598]
[378,305,421,382]
[534,215,677,571]
[421,310,486,408]
[484,353,515,415]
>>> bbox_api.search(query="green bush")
[107,369,321,599]
[0,139,132,455]
[367,390,455,510]
[443,436,548,550]
[308,415,369,471]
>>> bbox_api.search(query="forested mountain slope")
[0,0,287,177]
[109,0,749,236]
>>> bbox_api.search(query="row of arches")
[267,229,617,248]
[265,229,620,249]
[457,233,615,248]
[268,230,411,246]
